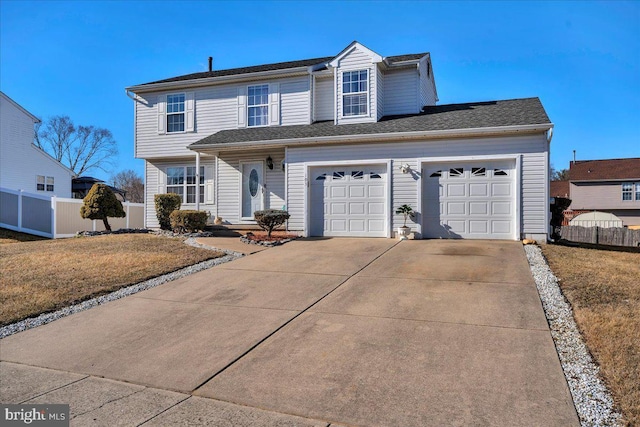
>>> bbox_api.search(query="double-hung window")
[342,70,368,116]
[167,166,204,204]
[37,175,54,192]
[622,182,640,201]
[167,94,185,133]
[248,85,269,127]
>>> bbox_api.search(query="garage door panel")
[447,220,466,234]
[368,219,385,232]
[349,185,365,198]
[330,186,347,198]
[469,202,488,215]
[368,185,385,198]
[368,202,385,215]
[310,165,387,237]
[331,203,346,215]
[492,221,512,234]
[492,201,511,215]
[447,183,465,197]
[349,202,365,215]
[330,219,347,232]
[469,221,488,234]
[491,183,511,196]
[447,202,466,215]
[469,183,488,197]
[423,160,515,240]
[348,219,366,232]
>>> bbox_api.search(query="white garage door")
[423,160,516,239]
[310,165,387,237]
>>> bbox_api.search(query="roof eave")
[127,66,312,93]
[571,178,640,183]
[190,123,554,153]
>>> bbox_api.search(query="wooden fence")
[560,225,640,247]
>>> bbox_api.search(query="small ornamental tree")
[254,209,290,238]
[154,193,182,230]
[395,204,414,228]
[80,184,126,232]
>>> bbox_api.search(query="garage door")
[423,160,516,239]
[310,165,387,237]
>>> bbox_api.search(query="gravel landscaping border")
[0,239,242,340]
[524,244,622,427]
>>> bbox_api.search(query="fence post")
[17,190,23,231]
[51,196,57,238]
[126,202,130,228]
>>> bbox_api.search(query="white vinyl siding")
[135,76,309,159]
[314,77,334,122]
[0,94,73,198]
[384,68,419,115]
[216,149,286,223]
[286,134,548,239]
[419,55,438,106]
[280,79,310,125]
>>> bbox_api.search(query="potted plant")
[395,204,414,240]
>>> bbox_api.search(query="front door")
[241,162,264,219]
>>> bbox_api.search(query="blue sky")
[1,0,638,182]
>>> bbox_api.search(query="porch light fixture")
[399,164,411,174]
[266,156,274,170]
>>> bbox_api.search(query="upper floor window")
[622,182,640,201]
[36,175,54,192]
[342,70,368,116]
[167,94,185,133]
[248,85,269,127]
[167,166,204,204]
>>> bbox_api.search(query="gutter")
[189,123,554,152]
[126,67,311,93]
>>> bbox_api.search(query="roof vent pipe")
[573,150,576,163]
[208,57,213,72]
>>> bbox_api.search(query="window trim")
[622,182,640,201]
[341,69,369,118]
[166,93,186,134]
[166,165,205,204]
[247,84,269,127]
[36,175,54,192]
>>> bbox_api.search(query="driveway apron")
[1,239,579,426]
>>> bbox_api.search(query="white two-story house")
[1,91,74,198]
[126,41,553,241]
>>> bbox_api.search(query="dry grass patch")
[0,234,223,326]
[0,228,48,244]
[542,244,640,426]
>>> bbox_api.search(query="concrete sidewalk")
[1,239,579,426]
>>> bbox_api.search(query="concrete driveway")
[0,239,579,426]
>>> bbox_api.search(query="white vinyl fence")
[0,187,144,238]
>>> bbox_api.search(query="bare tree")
[110,169,144,203]
[35,115,118,176]
[550,165,570,181]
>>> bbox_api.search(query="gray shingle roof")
[190,98,551,148]
[135,53,427,86]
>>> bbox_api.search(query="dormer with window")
[329,42,383,125]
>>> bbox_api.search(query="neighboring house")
[72,176,127,201]
[0,92,74,198]
[126,41,553,241]
[563,158,640,226]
